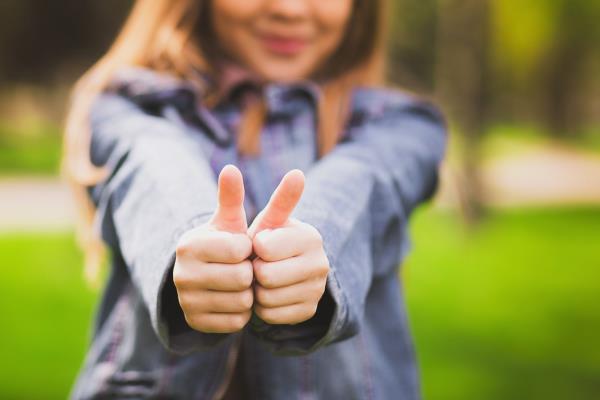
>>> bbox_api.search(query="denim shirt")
[70,66,447,399]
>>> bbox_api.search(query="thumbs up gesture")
[173,165,254,333]
[173,165,330,334]
[248,169,330,326]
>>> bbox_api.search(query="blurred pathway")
[0,176,74,232]
[481,146,600,206]
[2,145,600,231]
[420,144,600,209]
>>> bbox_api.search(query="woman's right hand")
[173,165,254,334]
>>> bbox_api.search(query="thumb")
[248,169,304,238]
[209,164,248,233]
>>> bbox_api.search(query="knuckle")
[305,303,318,320]
[290,304,316,325]
[177,293,194,312]
[318,261,330,277]
[186,313,207,332]
[228,240,250,263]
[256,306,278,324]
[311,279,326,298]
[175,235,194,259]
[172,264,189,289]
[252,257,264,272]
[315,254,330,277]
[176,226,212,260]
[234,261,254,288]
[255,286,272,307]
[237,289,254,310]
[262,249,277,262]
[228,312,249,331]
[256,267,276,289]
[254,239,273,261]
[252,259,267,285]
[303,223,323,247]
[252,234,274,260]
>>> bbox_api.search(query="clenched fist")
[173,165,254,333]
[248,170,330,325]
[173,165,331,334]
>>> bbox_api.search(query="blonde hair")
[62,0,389,283]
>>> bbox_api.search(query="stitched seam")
[201,338,235,400]
[105,284,130,363]
[156,352,178,397]
[357,332,374,400]
[96,287,131,395]
[299,356,312,400]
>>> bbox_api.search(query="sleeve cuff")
[247,254,357,356]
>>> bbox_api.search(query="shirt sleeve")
[248,96,448,355]
[87,92,231,354]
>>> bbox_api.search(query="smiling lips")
[259,33,308,56]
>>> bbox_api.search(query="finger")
[175,260,253,291]
[254,278,325,308]
[252,255,329,289]
[179,288,253,313]
[185,311,252,333]
[253,221,321,261]
[254,302,317,325]
[248,169,304,238]
[176,229,252,263]
[210,164,248,233]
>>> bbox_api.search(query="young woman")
[63,0,447,398]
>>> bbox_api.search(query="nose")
[266,0,310,20]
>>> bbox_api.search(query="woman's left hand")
[247,169,330,325]
[251,218,330,325]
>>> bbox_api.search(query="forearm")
[89,93,231,353]
[250,97,447,354]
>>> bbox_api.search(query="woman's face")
[211,0,353,82]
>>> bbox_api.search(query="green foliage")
[492,0,600,76]
[481,124,600,159]
[491,0,560,81]
[0,232,96,399]
[0,121,62,175]
[0,207,598,398]
[405,206,600,400]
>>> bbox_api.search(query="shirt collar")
[107,64,327,124]
[213,59,322,116]
[214,59,264,102]
[263,80,322,117]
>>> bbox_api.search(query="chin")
[253,61,314,83]
[266,73,303,83]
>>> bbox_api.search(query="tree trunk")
[435,0,491,223]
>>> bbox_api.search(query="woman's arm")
[249,96,448,355]
[87,92,233,353]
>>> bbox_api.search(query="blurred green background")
[0,0,599,399]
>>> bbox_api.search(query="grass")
[405,206,600,400]
[482,124,600,159]
[0,232,96,399]
[0,207,599,399]
[0,120,63,175]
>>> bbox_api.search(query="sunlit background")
[0,0,599,398]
